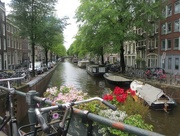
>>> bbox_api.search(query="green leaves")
[70,0,163,67]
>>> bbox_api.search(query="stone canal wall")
[0,67,56,123]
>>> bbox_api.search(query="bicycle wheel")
[0,116,8,136]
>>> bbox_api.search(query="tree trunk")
[32,42,35,77]
[120,41,125,73]
[45,49,48,65]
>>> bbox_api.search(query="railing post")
[26,90,39,130]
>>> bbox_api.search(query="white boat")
[77,60,90,68]
[130,80,176,111]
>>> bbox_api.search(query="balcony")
[136,45,146,50]
[148,46,156,52]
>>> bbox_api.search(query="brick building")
[124,0,180,74]
[159,0,180,73]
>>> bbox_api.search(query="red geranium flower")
[127,88,136,96]
[113,87,124,95]
[116,95,126,103]
[103,94,113,101]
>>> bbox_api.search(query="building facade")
[159,0,180,73]
[124,0,180,74]
[6,18,24,69]
[0,1,7,70]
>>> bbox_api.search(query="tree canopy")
[71,0,163,72]
[9,0,66,76]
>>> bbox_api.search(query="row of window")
[161,37,180,50]
[124,38,159,54]
[6,23,18,34]
[162,0,180,17]
[7,36,22,49]
[161,18,180,34]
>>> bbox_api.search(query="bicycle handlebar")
[34,96,116,134]
[72,97,117,111]
[35,109,50,133]
[36,97,116,113]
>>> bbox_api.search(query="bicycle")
[0,76,25,136]
[0,77,164,136]
[0,77,116,136]
[18,97,117,136]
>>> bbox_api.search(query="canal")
[48,60,180,136]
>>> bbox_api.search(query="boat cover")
[131,80,164,105]
[104,73,131,81]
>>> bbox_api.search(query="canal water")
[48,60,180,136]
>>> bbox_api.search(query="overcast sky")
[2,0,80,50]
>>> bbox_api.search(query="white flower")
[98,109,128,122]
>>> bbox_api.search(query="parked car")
[43,63,49,72]
[29,62,44,74]
[47,62,53,69]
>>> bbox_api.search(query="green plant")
[44,85,153,136]
[103,87,149,117]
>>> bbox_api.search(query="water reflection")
[146,107,180,136]
[49,60,180,136]
[48,60,110,97]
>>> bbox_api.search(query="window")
[161,24,166,34]
[151,40,155,48]
[7,36,10,47]
[2,12,5,21]
[174,38,179,50]
[162,7,166,17]
[175,0,180,14]
[155,38,158,48]
[161,39,166,50]
[133,43,135,53]
[7,24,10,32]
[4,39,6,50]
[0,55,2,70]
[167,39,171,49]
[167,22,172,33]
[168,58,172,69]
[2,24,5,36]
[154,24,158,33]
[167,4,172,16]
[0,38,1,49]
[175,58,179,70]
[174,19,180,32]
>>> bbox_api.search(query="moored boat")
[72,58,78,63]
[103,73,132,89]
[77,60,90,68]
[86,64,107,77]
[130,80,176,111]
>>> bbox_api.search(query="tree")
[37,15,67,64]
[9,0,57,76]
[51,42,67,57]
[75,0,163,72]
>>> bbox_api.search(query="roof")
[130,80,165,105]
[136,83,164,105]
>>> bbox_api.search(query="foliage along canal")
[48,60,180,136]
